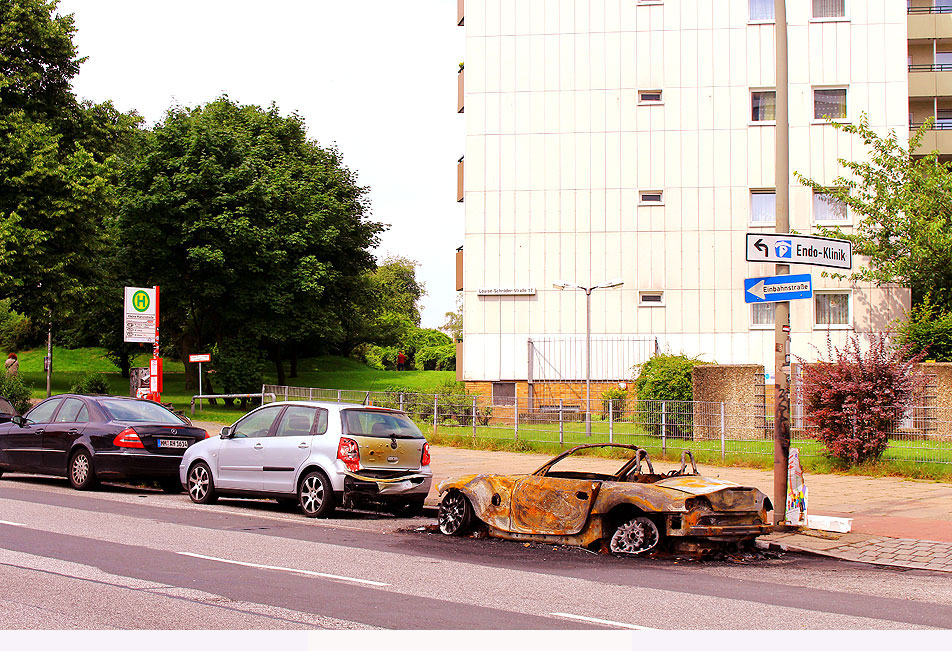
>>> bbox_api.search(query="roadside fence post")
[309,387,313,401]
[337,389,341,403]
[514,393,519,441]
[284,386,289,401]
[433,395,438,432]
[661,401,667,456]
[720,402,726,460]
[559,398,564,446]
[609,398,614,443]
[399,392,405,412]
[472,396,477,439]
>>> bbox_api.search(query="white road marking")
[177,551,390,587]
[549,612,656,630]
[0,520,26,527]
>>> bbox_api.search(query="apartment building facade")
[454,1,913,403]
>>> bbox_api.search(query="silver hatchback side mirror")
[220,426,231,439]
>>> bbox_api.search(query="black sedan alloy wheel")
[68,449,98,490]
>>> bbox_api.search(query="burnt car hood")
[653,475,743,496]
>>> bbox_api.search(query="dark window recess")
[492,382,516,406]
[639,90,662,102]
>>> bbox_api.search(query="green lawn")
[16,348,455,426]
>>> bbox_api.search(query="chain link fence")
[262,385,952,466]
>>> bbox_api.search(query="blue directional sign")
[744,274,813,304]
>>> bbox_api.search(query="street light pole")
[553,278,624,437]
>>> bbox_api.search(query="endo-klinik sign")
[745,233,852,270]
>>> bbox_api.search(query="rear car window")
[99,399,186,425]
[55,398,89,423]
[342,409,424,439]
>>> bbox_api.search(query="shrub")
[0,299,37,352]
[599,387,629,421]
[70,372,110,395]
[634,354,708,439]
[0,373,32,414]
[211,337,264,396]
[414,342,457,371]
[893,295,952,362]
[358,344,398,370]
[800,334,926,465]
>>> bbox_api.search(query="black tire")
[390,497,426,518]
[438,490,473,536]
[68,449,99,490]
[159,479,184,494]
[186,461,218,504]
[298,470,336,518]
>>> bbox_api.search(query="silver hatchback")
[179,401,432,517]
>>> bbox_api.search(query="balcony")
[457,156,464,202]
[455,246,463,291]
[457,0,464,26]
[908,66,952,96]
[458,68,464,113]
[908,4,952,40]
[910,123,952,155]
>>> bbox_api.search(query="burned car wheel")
[438,490,473,536]
[609,516,660,555]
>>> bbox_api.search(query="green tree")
[893,295,952,362]
[795,114,952,309]
[0,1,140,373]
[118,97,383,386]
[440,293,463,342]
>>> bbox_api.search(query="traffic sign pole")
[773,0,791,528]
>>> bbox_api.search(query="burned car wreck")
[436,444,773,555]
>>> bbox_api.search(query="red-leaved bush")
[800,334,926,465]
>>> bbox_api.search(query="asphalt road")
[1,474,951,630]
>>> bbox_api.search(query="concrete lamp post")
[552,278,624,436]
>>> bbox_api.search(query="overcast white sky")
[59,0,465,328]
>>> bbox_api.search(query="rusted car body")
[436,444,772,554]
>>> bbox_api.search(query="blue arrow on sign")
[744,274,813,304]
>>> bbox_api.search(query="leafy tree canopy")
[118,97,383,366]
[795,114,952,310]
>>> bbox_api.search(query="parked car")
[0,394,208,492]
[180,401,432,518]
[436,444,772,555]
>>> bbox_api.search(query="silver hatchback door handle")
[298,442,309,449]
[254,443,263,450]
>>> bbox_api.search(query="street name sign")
[744,274,813,304]
[189,354,211,363]
[123,286,156,343]
[745,233,852,270]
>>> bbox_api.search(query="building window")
[749,0,774,21]
[639,291,664,306]
[751,303,775,328]
[492,382,516,406]
[813,190,848,223]
[639,190,663,205]
[814,89,847,120]
[751,91,776,122]
[638,90,663,104]
[813,0,845,19]
[750,190,776,225]
[815,292,851,327]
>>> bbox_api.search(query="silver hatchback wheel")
[298,471,335,518]
[187,462,217,504]
[610,516,660,555]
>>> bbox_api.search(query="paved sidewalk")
[426,444,952,572]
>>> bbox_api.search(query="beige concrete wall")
[692,364,767,441]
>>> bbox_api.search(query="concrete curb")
[756,537,952,573]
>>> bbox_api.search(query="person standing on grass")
[397,351,406,371]
[4,353,18,377]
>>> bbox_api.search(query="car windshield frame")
[98,399,187,425]
[532,444,648,478]
[340,408,425,439]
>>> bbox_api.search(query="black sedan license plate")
[157,439,189,449]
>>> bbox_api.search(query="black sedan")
[0,394,208,492]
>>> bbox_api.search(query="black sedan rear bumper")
[93,450,183,480]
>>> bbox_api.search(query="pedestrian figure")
[4,353,18,377]
[397,351,407,371]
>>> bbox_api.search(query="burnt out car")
[436,444,772,555]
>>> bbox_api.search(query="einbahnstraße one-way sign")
[744,274,813,303]
[746,233,852,270]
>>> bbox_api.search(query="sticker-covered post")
[188,354,212,410]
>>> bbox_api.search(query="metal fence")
[262,385,952,466]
